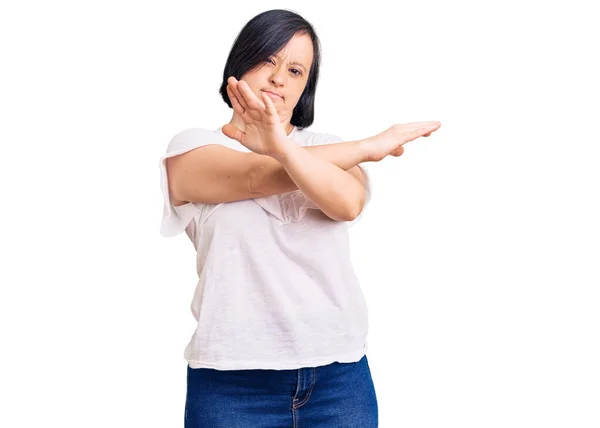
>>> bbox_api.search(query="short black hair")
[218,9,321,129]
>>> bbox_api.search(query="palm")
[237,101,283,150]
[222,77,289,157]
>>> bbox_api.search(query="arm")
[167,138,370,217]
[249,139,370,196]
[266,138,369,222]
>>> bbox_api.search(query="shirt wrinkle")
[159,126,372,370]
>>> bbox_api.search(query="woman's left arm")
[270,140,366,222]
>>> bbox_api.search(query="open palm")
[222,76,290,158]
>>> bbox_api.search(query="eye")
[266,58,302,76]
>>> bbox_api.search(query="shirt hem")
[186,347,367,371]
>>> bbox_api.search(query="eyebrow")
[273,54,307,72]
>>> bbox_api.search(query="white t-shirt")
[159,125,373,370]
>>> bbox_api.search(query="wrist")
[270,138,301,165]
[356,138,373,163]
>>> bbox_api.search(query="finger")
[397,122,441,136]
[403,122,441,133]
[405,122,440,134]
[229,77,249,111]
[226,82,245,116]
[232,80,249,111]
[402,121,441,127]
[398,125,440,145]
[261,91,278,116]
[238,79,266,110]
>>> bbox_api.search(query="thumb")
[391,145,404,157]
[222,123,245,143]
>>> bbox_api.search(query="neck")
[229,112,294,136]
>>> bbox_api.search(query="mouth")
[263,90,283,100]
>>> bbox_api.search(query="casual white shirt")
[159,125,372,370]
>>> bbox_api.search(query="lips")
[263,90,283,99]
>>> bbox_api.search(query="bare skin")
[223,32,312,140]
[221,31,441,162]
[224,75,441,162]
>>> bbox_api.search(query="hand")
[367,122,442,162]
[221,76,291,158]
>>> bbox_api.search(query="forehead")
[275,33,313,69]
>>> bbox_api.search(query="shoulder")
[164,127,247,158]
[293,127,344,147]
[167,127,221,153]
[320,132,344,144]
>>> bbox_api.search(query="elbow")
[349,185,367,221]
[343,197,365,222]
[326,199,360,222]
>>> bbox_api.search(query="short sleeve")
[319,133,372,228]
[159,128,224,237]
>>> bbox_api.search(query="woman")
[159,9,441,427]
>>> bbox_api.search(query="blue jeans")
[185,354,378,427]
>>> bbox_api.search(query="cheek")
[293,85,307,101]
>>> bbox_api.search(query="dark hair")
[218,9,321,129]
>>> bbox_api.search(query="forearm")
[259,140,369,221]
[249,139,370,197]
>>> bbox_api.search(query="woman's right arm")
[166,139,369,205]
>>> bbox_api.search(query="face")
[240,32,314,123]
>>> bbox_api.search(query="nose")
[270,67,286,87]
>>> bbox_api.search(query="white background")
[1,1,599,427]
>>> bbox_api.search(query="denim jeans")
[184,354,378,427]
